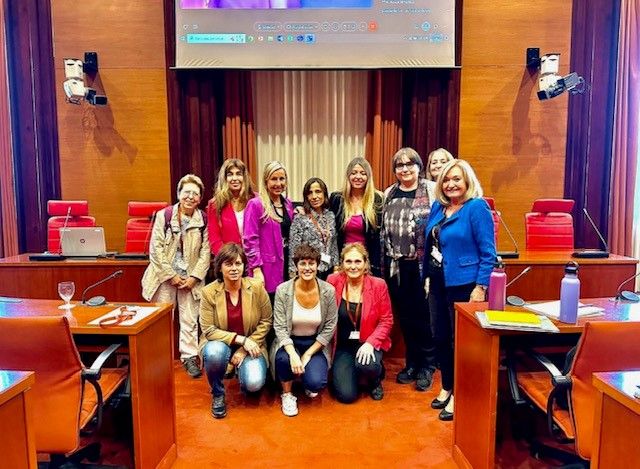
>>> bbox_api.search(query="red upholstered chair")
[124,201,169,253]
[483,197,500,245]
[525,199,575,250]
[47,200,96,253]
[0,316,127,466]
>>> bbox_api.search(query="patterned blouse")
[288,209,339,274]
[380,178,436,279]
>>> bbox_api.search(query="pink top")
[344,215,366,245]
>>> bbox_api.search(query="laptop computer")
[60,227,107,257]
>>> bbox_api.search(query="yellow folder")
[485,310,542,326]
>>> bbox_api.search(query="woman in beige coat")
[199,243,272,419]
[141,174,211,378]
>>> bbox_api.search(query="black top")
[329,191,383,277]
[337,299,362,351]
[273,195,292,280]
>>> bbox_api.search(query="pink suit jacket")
[326,272,393,352]
[243,197,294,293]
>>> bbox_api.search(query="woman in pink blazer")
[206,159,256,256]
[243,161,294,301]
[327,243,393,403]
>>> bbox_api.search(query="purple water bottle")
[559,261,580,324]
[488,258,507,311]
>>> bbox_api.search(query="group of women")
[141,146,497,421]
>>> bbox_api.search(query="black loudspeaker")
[526,48,540,69]
[83,51,99,74]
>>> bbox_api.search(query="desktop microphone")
[495,210,519,259]
[505,266,533,306]
[613,271,640,302]
[506,266,532,288]
[572,208,610,259]
[58,206,72,253]
[81,270,124,306]
[29,207,71,261]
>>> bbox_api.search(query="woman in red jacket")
[206,158,256,255]
[327,243,393,403]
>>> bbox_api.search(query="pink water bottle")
[488,259,507,311]
[559,261,580,324]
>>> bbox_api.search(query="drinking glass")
[58,281,76,309]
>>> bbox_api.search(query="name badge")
[431,246,443,264]
[349,330,360,340]
[431,246,442,264]
[321,252,332,265]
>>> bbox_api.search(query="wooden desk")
[592,371,640,468]
[0,300,177,469]
[0,254,148,301]
[0,371,36,469]
[503,250,637,300]
[452,298,640,469]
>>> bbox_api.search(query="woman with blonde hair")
[329,157,383,277]
[142,174,211,378]
[243,161,294,301]
[423,159,496,420]
[425,148,454,182]
[327,243,393,403]
[206,158,256,255]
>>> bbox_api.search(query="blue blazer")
[423,198,496,287]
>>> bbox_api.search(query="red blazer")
[206,200,242,255]
[327,272,393,352]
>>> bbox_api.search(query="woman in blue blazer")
[422,159,496,421]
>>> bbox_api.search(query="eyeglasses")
[394,162,416,171]
[180,190,201,198]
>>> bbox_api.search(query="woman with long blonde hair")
[206,158,256,255]
[329,157,383,276]
[243,161,294,301]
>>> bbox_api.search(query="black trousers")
[331,347,384,403]
[386,258,435,371]
[428,273,474,392]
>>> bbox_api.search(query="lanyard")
[99,306,137,327]
[344,282,362,329]
[308,211,330,248]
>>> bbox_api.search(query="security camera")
[536,53,584,100]
[62,55,107,106]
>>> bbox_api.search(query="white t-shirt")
[291,296,322,337]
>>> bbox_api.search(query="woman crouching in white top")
[271,244,338,417]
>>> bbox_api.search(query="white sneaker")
[281,392,299,417]
[304,389,319,398]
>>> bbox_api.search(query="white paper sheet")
[523,301,604,320]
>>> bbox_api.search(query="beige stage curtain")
[610,0,639,258]
[252,70,368,199]
[0,2,18,257]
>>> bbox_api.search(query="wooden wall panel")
[459,0,573,251]
[51,1,170,251]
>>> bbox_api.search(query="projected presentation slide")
[181,0,372,7]
[175,0,455,68]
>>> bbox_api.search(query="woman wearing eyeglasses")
[142,174,211,378]
[380,147,436,393]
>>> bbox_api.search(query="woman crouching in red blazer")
[327,243,393,403]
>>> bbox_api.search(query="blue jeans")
[202,340,267,397]
[275,336,328,393]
